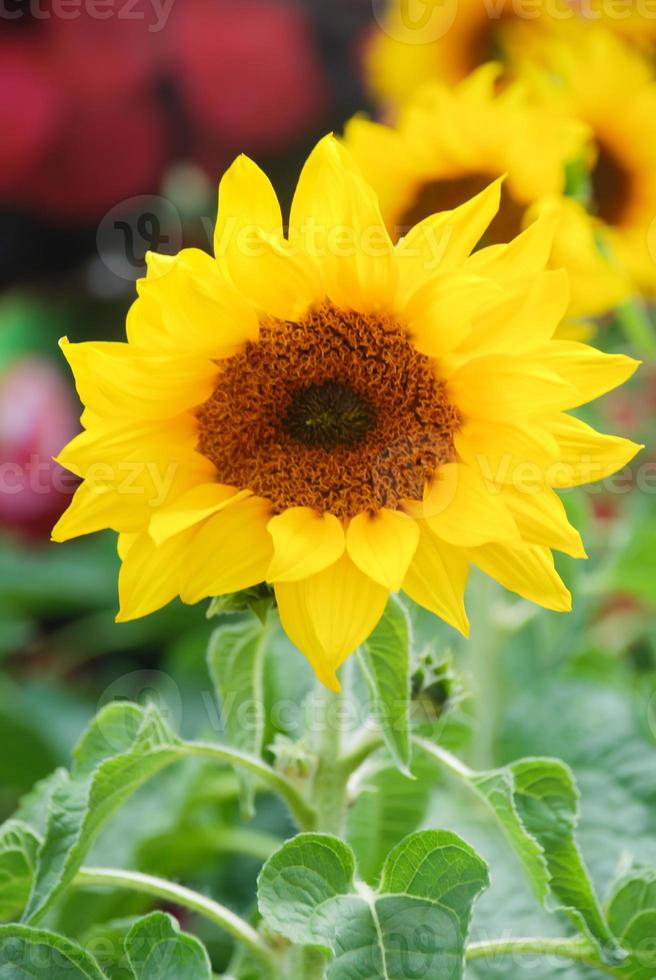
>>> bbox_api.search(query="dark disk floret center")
[282,380,377,450]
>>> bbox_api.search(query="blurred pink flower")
[0,358,79,538]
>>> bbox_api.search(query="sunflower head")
[523,24,656,294]
[365,0,571,103]
[54,136,640,690]
[345,65,628,318]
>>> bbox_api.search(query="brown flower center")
[196,304,460,518]
[395,173,525,246]
[591,141,633,227]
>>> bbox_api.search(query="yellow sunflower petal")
[448,354,575,420]
[149,483,251,545]
[499,485,586,558]
[131,248,259,357]
[180,497,274,604]
[346,508,420,590]
[214,153,283,251]
[214,154,315,320]
[289,134,397,312]
[52,482,136,542]
[405,273,502,358]
[116,529,193,622]
[458,268,569,358]
[267,507,345,583]
[466,542,571,612]
[59,338,217,421]
[402,523,470,636]
[275,553,389,692]
[532,341,640,408]
[454,419,559,486]
[422,462,520,548]
[464,207,559,280]
[544,414,642,488]
[55,415,199,477]
[396,178,503,304]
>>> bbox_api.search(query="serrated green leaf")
[258,830,488,979]
[208,617,271,817]
[346,753,436,884]
[606,868,656,978]
[358,597,411,774]
[470,767,550,905]
[124,912,212,980]
[23,703,183,925]
[0,923,108,978]
[0,821,41,921]
[420,741,623,966]
[511,758,623,964]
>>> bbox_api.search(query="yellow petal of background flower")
[544,414,642,488]
[116,529,194,622]
[180,497,274,604]
[346,508,420,590]
[422,462,520,547]
[149,483,251,545]
[466,542,572,612]
[275,553,388,692]
[267,507,345,582]
[401,523,470,635]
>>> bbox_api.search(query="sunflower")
[53,136,640,690]
[365,0,570,103]
[527,26,656,296]
[345,65,628,318]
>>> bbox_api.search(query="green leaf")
[606,868,656,978]
[511,758,623,963]
[358,597,411,775]
[469,767,550,905]
[420,741,623,965]
[258,830,488,979]
[0,923,108,978]
[208,617,270,817]
[346,753,436,884]
[23,703,183,925]
[124,912,212,980]
[0,821,41,921]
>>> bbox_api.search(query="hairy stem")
[310,683,349,835]
[466,937,604,970]
[76,866,278,971]
[185,741,316,831]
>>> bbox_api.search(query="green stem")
[184,741,316,831]
[75,866,278,972]
[468,573,505,770]
[466,937,602,970]
[413,736,474,779]
[310,684,349,835]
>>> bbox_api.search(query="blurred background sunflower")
[1,2,655,976]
